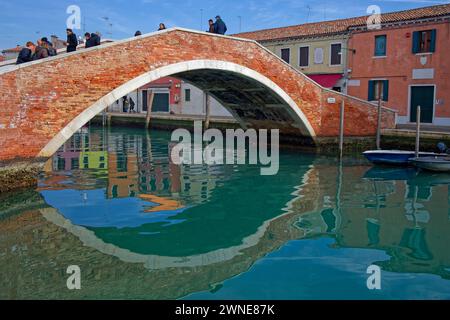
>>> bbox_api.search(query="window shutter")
[383,80,389,102]
[412,31,420,54]
[430,29,437,53]
[368,81,375,101]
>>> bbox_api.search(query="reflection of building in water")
[79,151,108,170]
[107,153,139,199]
[139,194,185,213]
[50,130,108,171]
[179,164,228,204]
[294,165,450,278]
[48,128,234,205]
[138,139,179,195]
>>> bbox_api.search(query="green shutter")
[383,80,389,102]
[368,81,375,101]
[412,31,420,54]
[430,29,437,53]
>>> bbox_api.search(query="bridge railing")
[0,39,115,70]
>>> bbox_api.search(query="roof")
[235,4,450,42]
[2,46,22,53]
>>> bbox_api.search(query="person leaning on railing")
[16,42,36,65]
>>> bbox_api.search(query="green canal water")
[1,126,450,300]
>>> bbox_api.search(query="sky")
[0,0,449,50]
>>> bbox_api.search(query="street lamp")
[102,17,113,37]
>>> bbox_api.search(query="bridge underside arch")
[173,69,313,136]
[39,60,317,158]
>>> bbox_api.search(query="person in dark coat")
[66,28,78,52]
[41,37,57,56]
[16,42,36,64]
[129,98,136,113]
[122,97,130,113]
[207,19,215,33]
[33,39,49,60]
[85,32,101,48]
[214,16,227,35]
[92,33,101,46]
[84,33,93,48]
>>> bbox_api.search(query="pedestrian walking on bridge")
[214,16,227,35]
[65,28,78,52]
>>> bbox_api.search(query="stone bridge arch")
[39,59,317,157]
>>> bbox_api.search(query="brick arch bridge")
[0,28,395,191]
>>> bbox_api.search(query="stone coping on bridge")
[0,28,257,75]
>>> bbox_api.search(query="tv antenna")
[306,5,311,23]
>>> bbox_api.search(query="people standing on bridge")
[129,98,136,113]
[158,23,167,31]
[65,28,78,53]
[84,33,92,48]
[214,16,227,35]
[33,39,49,61]
[41,37,57,56]
[122,96,130,113]
[85,32,101,48]
[93,32,101,46]
[207,19,215,33]
[16,42,36,64]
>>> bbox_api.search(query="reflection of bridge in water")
[1,129,450,299]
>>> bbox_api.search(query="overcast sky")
[0,0,448,50]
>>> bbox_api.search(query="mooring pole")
[415,105,421,158]
[146,91,155,130]
[339,100,345,159]
[376,83,383,150]
[101,107,105,126]
[205,92,211,130]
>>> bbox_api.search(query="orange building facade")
[347,16,450,126]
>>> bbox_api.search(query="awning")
[307,74,343,89]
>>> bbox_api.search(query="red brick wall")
[0,29,395,162]
[348,21,450,122]
[141,77,182,105]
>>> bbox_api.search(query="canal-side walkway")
[92,112,239,130]
[382,126,450,151]
[93,112,450,153]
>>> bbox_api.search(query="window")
[299,46,309,67]
[314,48,324,64]
[185,89,191,102]
[368,80,389,102]
[281,48,290,63]
[374,35,387,56]
[412,30,436,54]
[330,43,342,65]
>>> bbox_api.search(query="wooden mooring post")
[339,100,345,158]
[376,83,383,150]
[205,92,211,130]
[415,105,421,158]
[145,91,155,130]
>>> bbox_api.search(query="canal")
[1,126,450,299]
